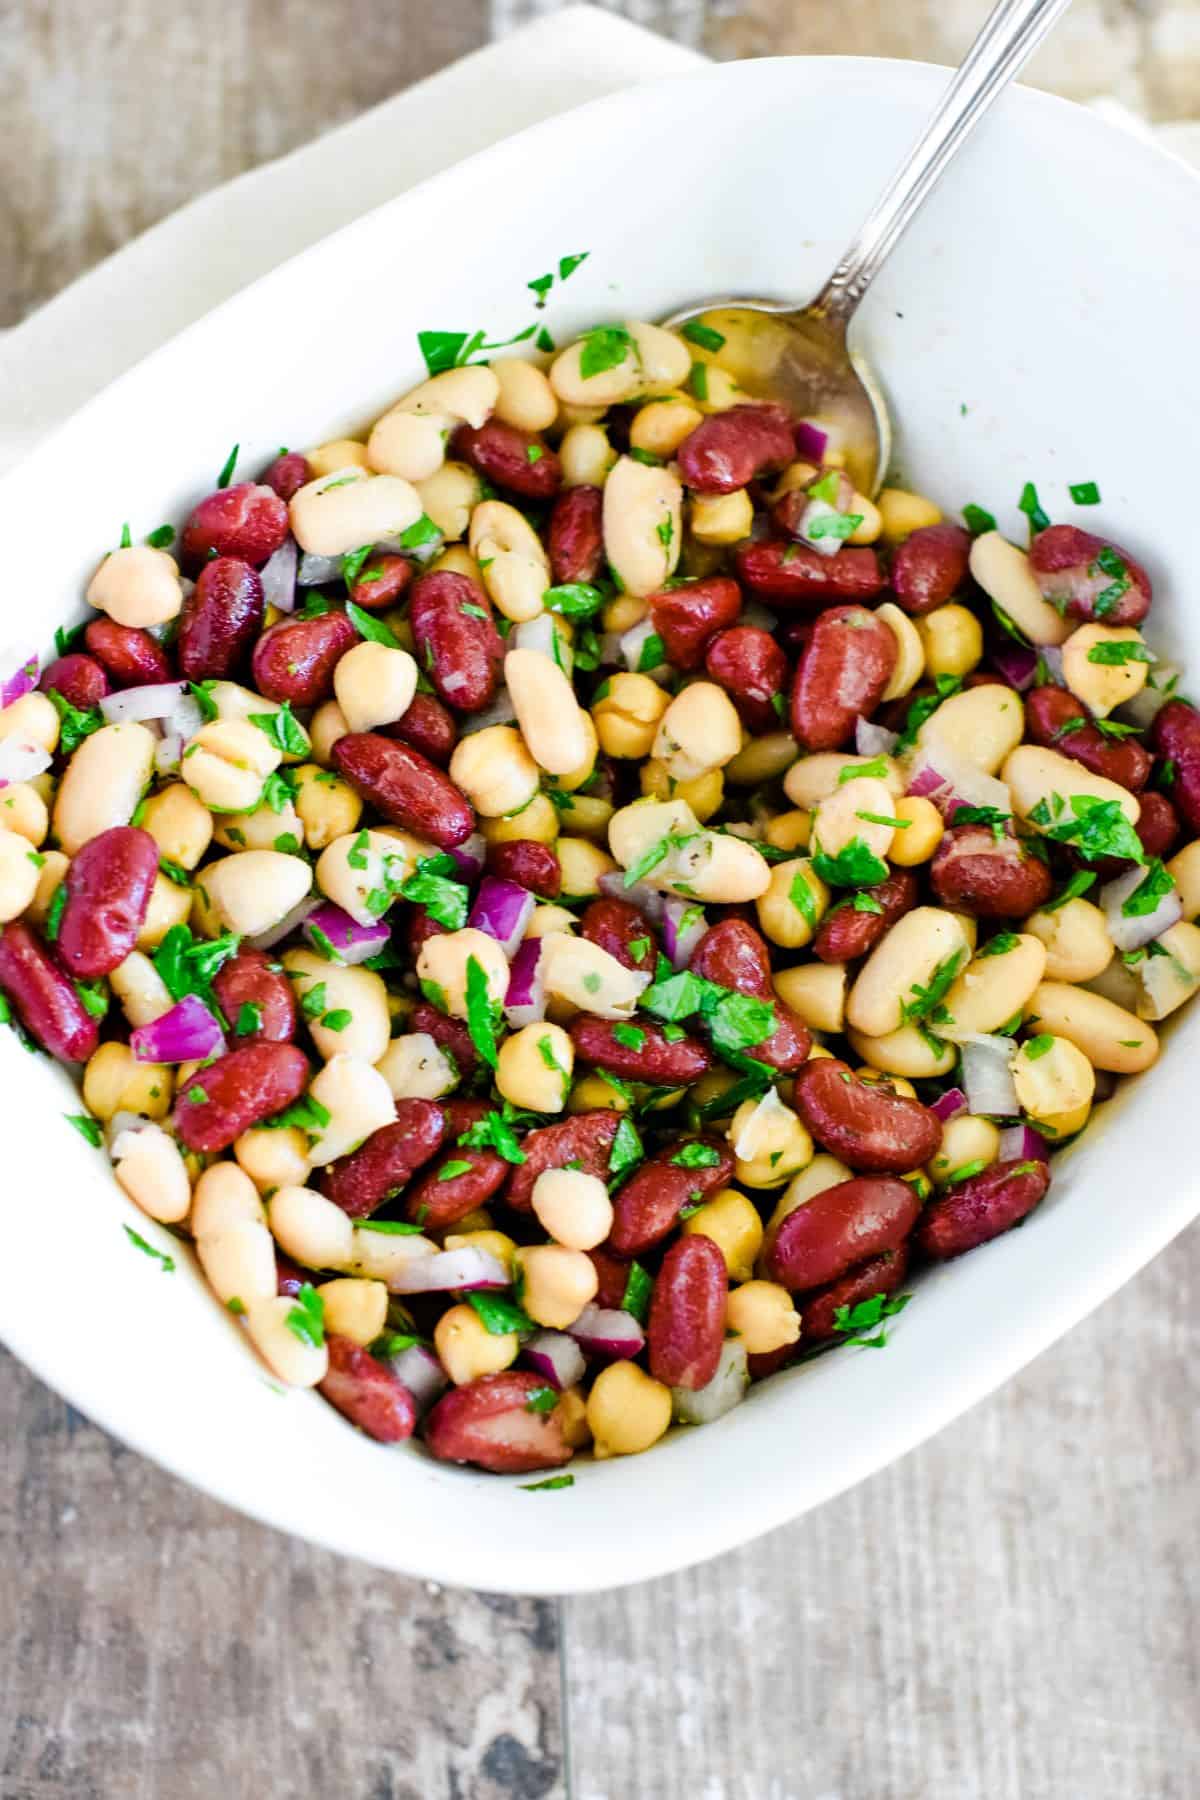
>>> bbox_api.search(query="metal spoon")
[663,0,1075,496]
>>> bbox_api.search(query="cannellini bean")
[1024,897,1113,983]
[968,531,1071,646]
[112,1123,191,1223]
[449,724,540,817]
[415,927,509,1020]
[783,751,905,810]
[550,320,690,408]
[496,1020,573,1113]
[469,500,550,623]
[267,1182,356,1271]
[197,1221,278,1309]
[282,948,390,1064]
[1167,840,1200,921]
[344,1224,437,1286]
[846,1021,960,1078]
[305,1055,398,1166]
[1004,744,1140,832]
[491,357,558,432]
[847,907,974,1038]
[244,1295,328,1387]
[531,1167,613,1251]
[366,411,452,482]
[83,1042,172,1122]
[53,721,156,853]
[1025,980,1157,1073]
[0,781,49,846]
[140,783,214,869]
[939,933,1047,1041]
[516,1243,599,1330]
[191,1161,265,1238]
[1061,623,1150,718]
[0,692,60,754]
[86,545,184,629]
[201,850,312,938]
[559,422,616,488]
[415,461,482,542]
[608,796,701,871]
[333,642,418,735]
[289,468,426,557]
[877,602,926,701]
[110,951,174,1026]
[602,456,682,597]
[631,396,703,458]
[652,681,743,781]
[0,828,41,922]
[315,826,423,927]
[505,648,592,776]
[773,960,847,1033]
[812,775,897,863]
[917,683,1024,775]
[375,1031,458,1101]
[755,856,829,950]
[539,932,648,1020]
[182,718,281,814]
[316,1277,388,1347]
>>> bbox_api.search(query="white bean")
[505,648,592,775]
[201,850,312,937]
[282,948,391,1064]
[602,456,682,597]
[244,1295,328,1387]
[0,828,41,922]
[53,722,156,853]
[289,469,426,557]
[305,1056,397,1166]
[112,1124,190,1223]
[847,907,974,1038]
[968,531,1071,646]
[652,682,743,781]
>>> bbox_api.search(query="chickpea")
[332,642,418,735]
[213,794,304,855]
[878,488,942,541]
[316,1278,388,1347]
[929,1115,1001,1186]
[626,396,698,459]
[690,489,754,546]
[855,1069,917,1098]
[551,790,613,843]
[506,648,593,776]
[812,774,897,862]
[306,437,370,476]
[639,759,724,823]
[234,1124,313,1192]
[450,724,539,818]
[430,544,483,582]
[652,682,743,781]
[540,933,647,1021]
[525,903,578,941]
[109,950,173,1027]
[287,763,360,851]
[496,1021,573,1113]
[729,1088,813,1188]
[305,1055,397,1167]
[1061,623,1150,718]
[516,1243,598,1330]
[434,1302,520,1385]
[726,1280,801,1355]
[376,1031,458,1101]
[692,364,742,411]
[603,456,683,598]
[111,1122,190,1223]
[887,795,943,865]
[592,672,671,759]
[773,962,847,1034]
[137,871,193,949]
[416,928,509,1021]
[556,837,616,899]
[444,1229,517,1274]
[182,718,281,814]
[764,809,813,853]
[83,1042,172,1123]
[0,781,48,846]
[282,948,390,1065]
[0,828,42,922]
[914,603,984,680]
[530,1167,613,1251]
[201,849,312,939]
[244,1295,329,1387]
[139,783,213,869]
[587,1361,673,1458]
[559,422,616,488]
[481,791,559,847]
[86,545,183,629]
[755,855,829,950]
[53,721,156,853]
[309,700,350,766]
[1012,1032,1095,1135]
[681,1186,763,1283]
[568,1071,631,1114]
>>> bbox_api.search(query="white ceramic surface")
[2,58,1199,1596]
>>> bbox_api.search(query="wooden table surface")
[3,4,1199,1796]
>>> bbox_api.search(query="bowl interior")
[3,57,1199,1594]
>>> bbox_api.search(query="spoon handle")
[813,0,1075,326]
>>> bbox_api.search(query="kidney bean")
[260,452,313,502]
[275,1254,307,1297]
[1029,525,1151,626]
[569,1015,712,1085]
[676,403,795,494]
[889,523,971,615]
[410,1000,479,1078]
[608,1137,733,1256]
[797,1245,910,1344]
[405,904,447,961]
[794,1058,942,1174]
[1134,789,1180,861]
[181,482,289,569]
[211,947,297,1044]
[380,691,458,767]
[408,571,502,714]
[916,1157,1050,1260]
[1151,699,1200,833]
[177,557,264,681]
[319,1335,416,1442]
[588,1245,634,1310]
[812,870,918,965]
[648,577,741,671]
[580,898,660,974]
[0,920,99,1061]
[790,605,896,750]
[745,1343,800,1381]
[704,625,789,732]
[506,1110,623,1212]
[930,825,1054,918]
[347,553,413,612]
[251,608,358,707]
[321,1099,448,1219]
[735,539,885,608]
[453,419,562,499]
[646,1235,727,1390]
[689,917,811,1072]
[1024,685,1151,791]
[84,619,172,687]
[174,1042,310,1152]
[548,485,604,585]
[424,1370,572,1474]
[332,732,474,849]
[486,839,561,899]
[55,826,158,979]
[403,1098,508,1228]
[766,1175,920,1291]
[40,653,109,711]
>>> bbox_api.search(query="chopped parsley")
[670,1142,721,1169]
[1022,1033,1055,1060]
[977,933,1020,958]
[124,1226,175,1272]
[45,689,104,754]
[1121,860,1175,918]
[608,1116,644,1183]
[235,1002,263,1035]
[285,1283,325,1348]
[621,1261,653,1323]
[900,949,964,1027]
[1028,793,1144,864]
[464,955,500,1069]
[543,583,605,619]
[680,320,725,352]
[832,1290,911,1349]
[346,602,402,648]
[612,1023,645,1051]
[1069,481,1101,505]
[216,444,240,488]
[400,854,469,931]
[838,756,890,784]
[65,1112,103,1148]
[1043,870,1096,912]
[578,324,635,380]
[467,1291,532,1336]
[1085,639,1154,667]
[248,701,309,757]
[637,631,666,673]
[811,837,890,889]
[623,830,699,889]
[962,503,997,536]
[458,1109,527,1164]
[1017,480,1050,535]
[521,1475,574,1492]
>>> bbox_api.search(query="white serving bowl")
[2,57,1199,1595]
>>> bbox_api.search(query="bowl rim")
[4,54,1200,1595]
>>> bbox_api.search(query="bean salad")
[1,312,1197,1480]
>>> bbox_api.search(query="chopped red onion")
[662,896,708,971]
[907,745,1012,821]
[598,868,667,925]
[468,876,535,959]
[930,1086,968,1123]
[997,1123,1049,1164]
[523,1330,586,1390]
[297,551,342,587]
[0,645,39,710]
[620,616,668,677]
[0,738,52,786]
[383,1342,448,1414]
[1038,645,1065,687]
[155,730,183,774]
[386,1247,510,1294]
[855,716,899,757]
[100,680,190,726]
[959,1036,1019,1117]
[303,901,391,965]
[1101,864,1183,952]
[790,483,855,559]
[261,536,298,613]
[673,1339,749,1425]
[247,894,321,951]
[131,994,226,1064]
[512,613,571,674]
[794,420,829,463]
[448,832,486,882]
[567,1304,645,1360]
[504,938,547,1027]
[990,643,1039,692]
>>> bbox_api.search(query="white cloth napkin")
[0,4,700,476]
